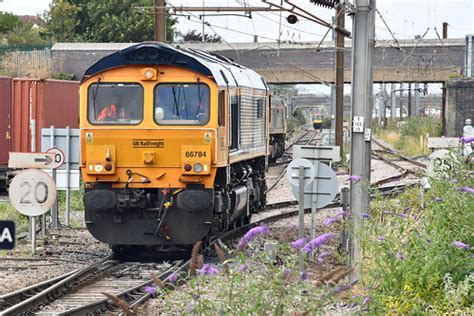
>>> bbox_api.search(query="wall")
[446,78,474,136]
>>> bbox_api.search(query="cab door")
[229,93,240,151]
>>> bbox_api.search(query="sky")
[1,0,473,43]
[2,0,469,95]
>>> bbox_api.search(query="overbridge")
[53,38,466,84]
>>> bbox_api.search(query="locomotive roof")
[82,42,267,90]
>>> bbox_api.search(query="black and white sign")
[353,116,365,133]
[9,169,57,216]
[0,221,15,250]
[46,147,65,169]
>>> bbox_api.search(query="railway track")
[0,253,183,315]
[371,139,426,186]
[0,179,412,315]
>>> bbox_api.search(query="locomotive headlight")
[141,68,157,81]
[184,164,192,172]
[193,163,203,173]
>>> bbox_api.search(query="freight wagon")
[0,78,79,189]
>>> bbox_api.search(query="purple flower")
[236,224,270,250]
[426,238,432,243]
[317,251,331,263]
[323,217,340,226]
[457,187,474,194]
[362,295,370,305]
[144,285,156,296]
[168,273,178,283]
[300,271,308,281]
[396,251,404,261]
[283,268,292,279]
[334,211,349,218]
[377,236,386,241]
[348,175,362,183]
[291,237,307,250]
[397,213,406,219]
[451,178,459,184]
[237,264,248,273]
[360,213,370,219]
[434,197,444,202]
[302,233,333,253]
[453,241,470,250]
[383,210,393,215]
[199,264,219,276]
[460,135,474,143]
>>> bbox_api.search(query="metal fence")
[1,49,52,77]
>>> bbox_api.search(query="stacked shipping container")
[0,78,80,169]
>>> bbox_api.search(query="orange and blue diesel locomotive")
[80,43,271,252]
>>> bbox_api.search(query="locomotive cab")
[80,43,269,251]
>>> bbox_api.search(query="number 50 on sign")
[9,169,57,216]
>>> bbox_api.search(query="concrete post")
[399,83,404,119]
[350,0,373,281]
[414,82,420,116]
[390,83,396,120]
[408,82,412,117]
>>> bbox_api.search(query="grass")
[374,117,443,157]
[0,202,29,234]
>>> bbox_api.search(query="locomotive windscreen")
[88,83,143,125]
[154,83,210,125]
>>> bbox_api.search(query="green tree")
[182,29,222,43]
[0,12,20,34]
[6,23,48,45]
[44,0,177,43]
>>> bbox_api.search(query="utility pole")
[335,2,345,158]
[350,0,374,281]
[202,0,206,42]
[155,0,166,42]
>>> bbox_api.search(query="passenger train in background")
[313,113,324,130]
[79,42,286,253]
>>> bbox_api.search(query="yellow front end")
[80,65,224,247]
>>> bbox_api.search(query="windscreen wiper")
[172,86,180,116]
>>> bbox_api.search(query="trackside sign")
[0,220,15,250]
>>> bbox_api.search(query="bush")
[357,151,473,314]
[146,225,346,314]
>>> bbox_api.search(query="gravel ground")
[0,227,110,296]
[2,130,423,307]
[148,204,357,314]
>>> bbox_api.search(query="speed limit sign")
[9,169,57,216]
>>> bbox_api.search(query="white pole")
[298,166,305,273]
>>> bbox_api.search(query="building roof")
[81,42,267,90]
[18,15,45,27]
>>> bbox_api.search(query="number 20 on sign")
[9,169,57,217]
